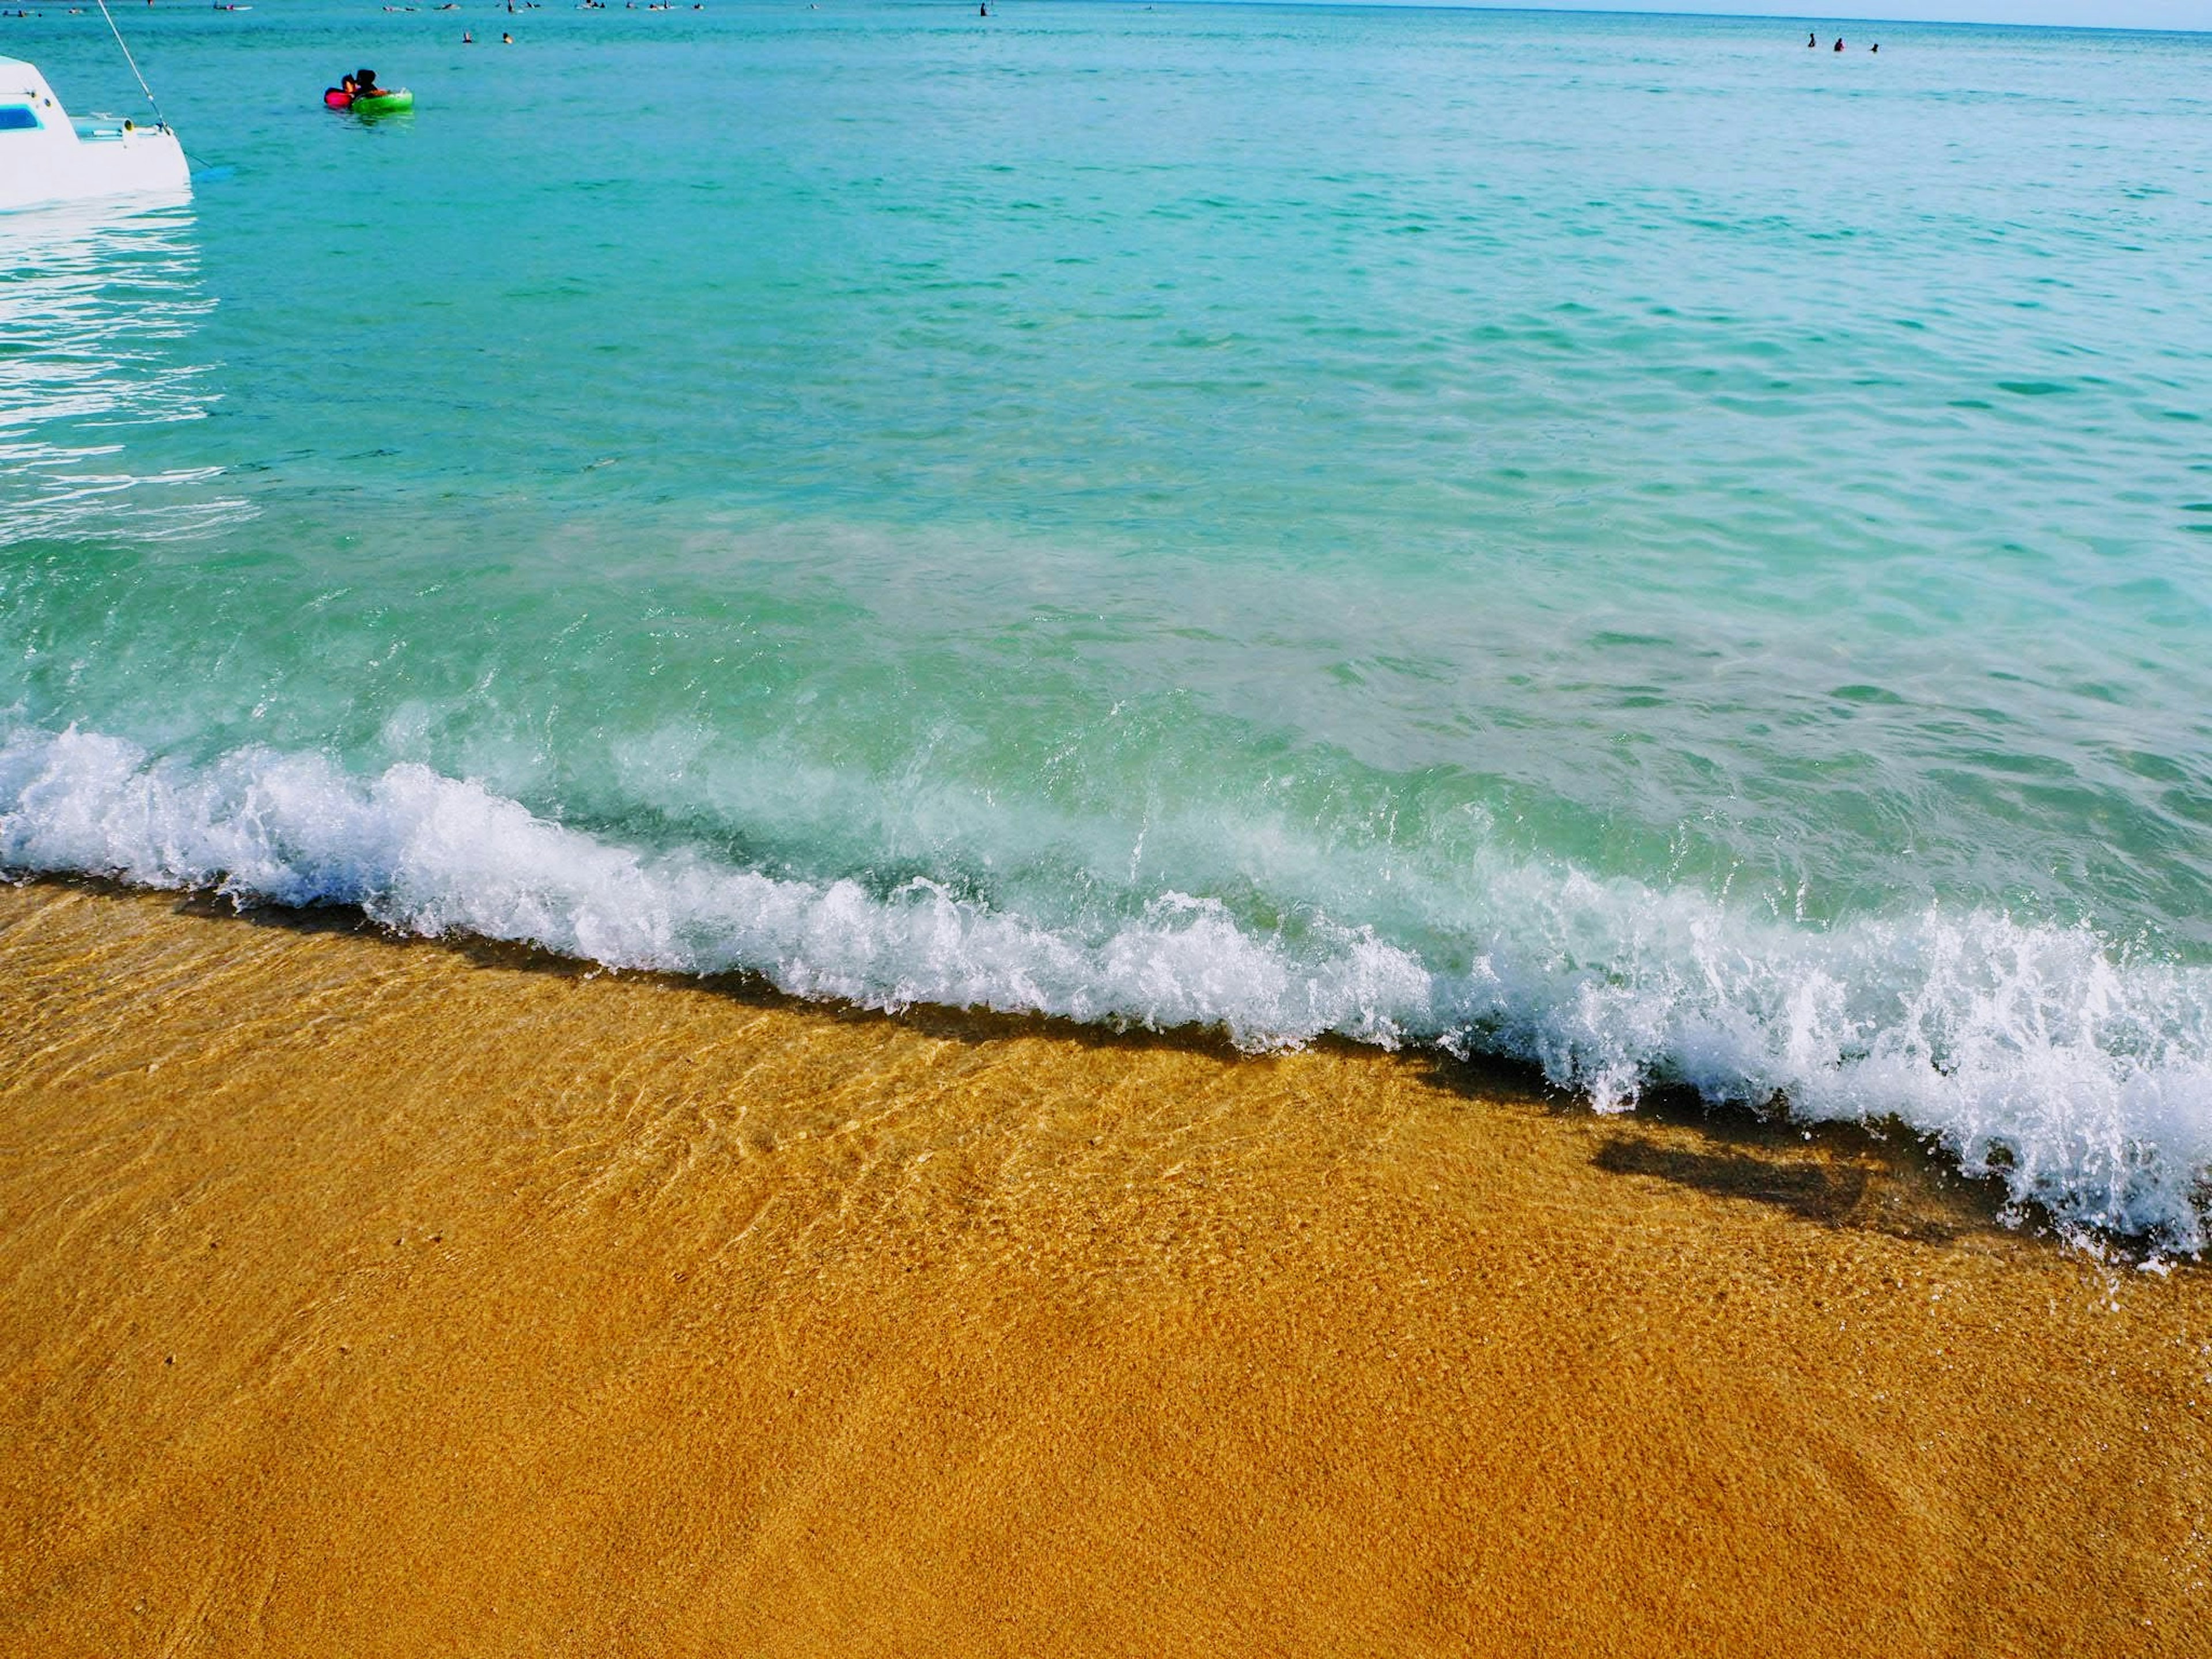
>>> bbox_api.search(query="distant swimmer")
[1833,37,1844,51]
[461,27,471,40]
[1806,31,1816,48]
[1870,42,1878,53]
[501,29,513,41]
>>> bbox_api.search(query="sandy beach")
[0,877,2206,1656]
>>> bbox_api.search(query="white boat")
[0,55,190,213]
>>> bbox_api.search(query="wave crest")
[4,724,2206,1249]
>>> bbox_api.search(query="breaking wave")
[5,722,2207,1250]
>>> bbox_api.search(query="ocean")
[4,2,2210,1245]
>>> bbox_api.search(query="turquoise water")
[5,4,2212,1242]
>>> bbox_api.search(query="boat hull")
[0,56,191,213]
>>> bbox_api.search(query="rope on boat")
[92,0,172,132]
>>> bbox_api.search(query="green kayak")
[351,89,414,113]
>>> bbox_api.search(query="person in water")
[1833,36,1844,51]
[354,66,387,97]
[1806,31,1816,47]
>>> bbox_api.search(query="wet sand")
[1,877,2207,1656]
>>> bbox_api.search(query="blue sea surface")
[5,3,2211,1241]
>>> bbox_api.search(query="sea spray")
[6,723,2206,1250]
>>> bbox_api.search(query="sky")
[1363,2,2212,28]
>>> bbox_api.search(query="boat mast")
[92,0,172,132]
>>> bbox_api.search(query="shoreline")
[4,871,2071,1249]
[2,877,2207,1654]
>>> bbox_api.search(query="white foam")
[5,723,2207,1250]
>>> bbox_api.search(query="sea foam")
[4,722,2207,1250]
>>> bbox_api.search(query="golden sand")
[1,878,2207,1656]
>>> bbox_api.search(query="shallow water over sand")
[2,878,2207,1656]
